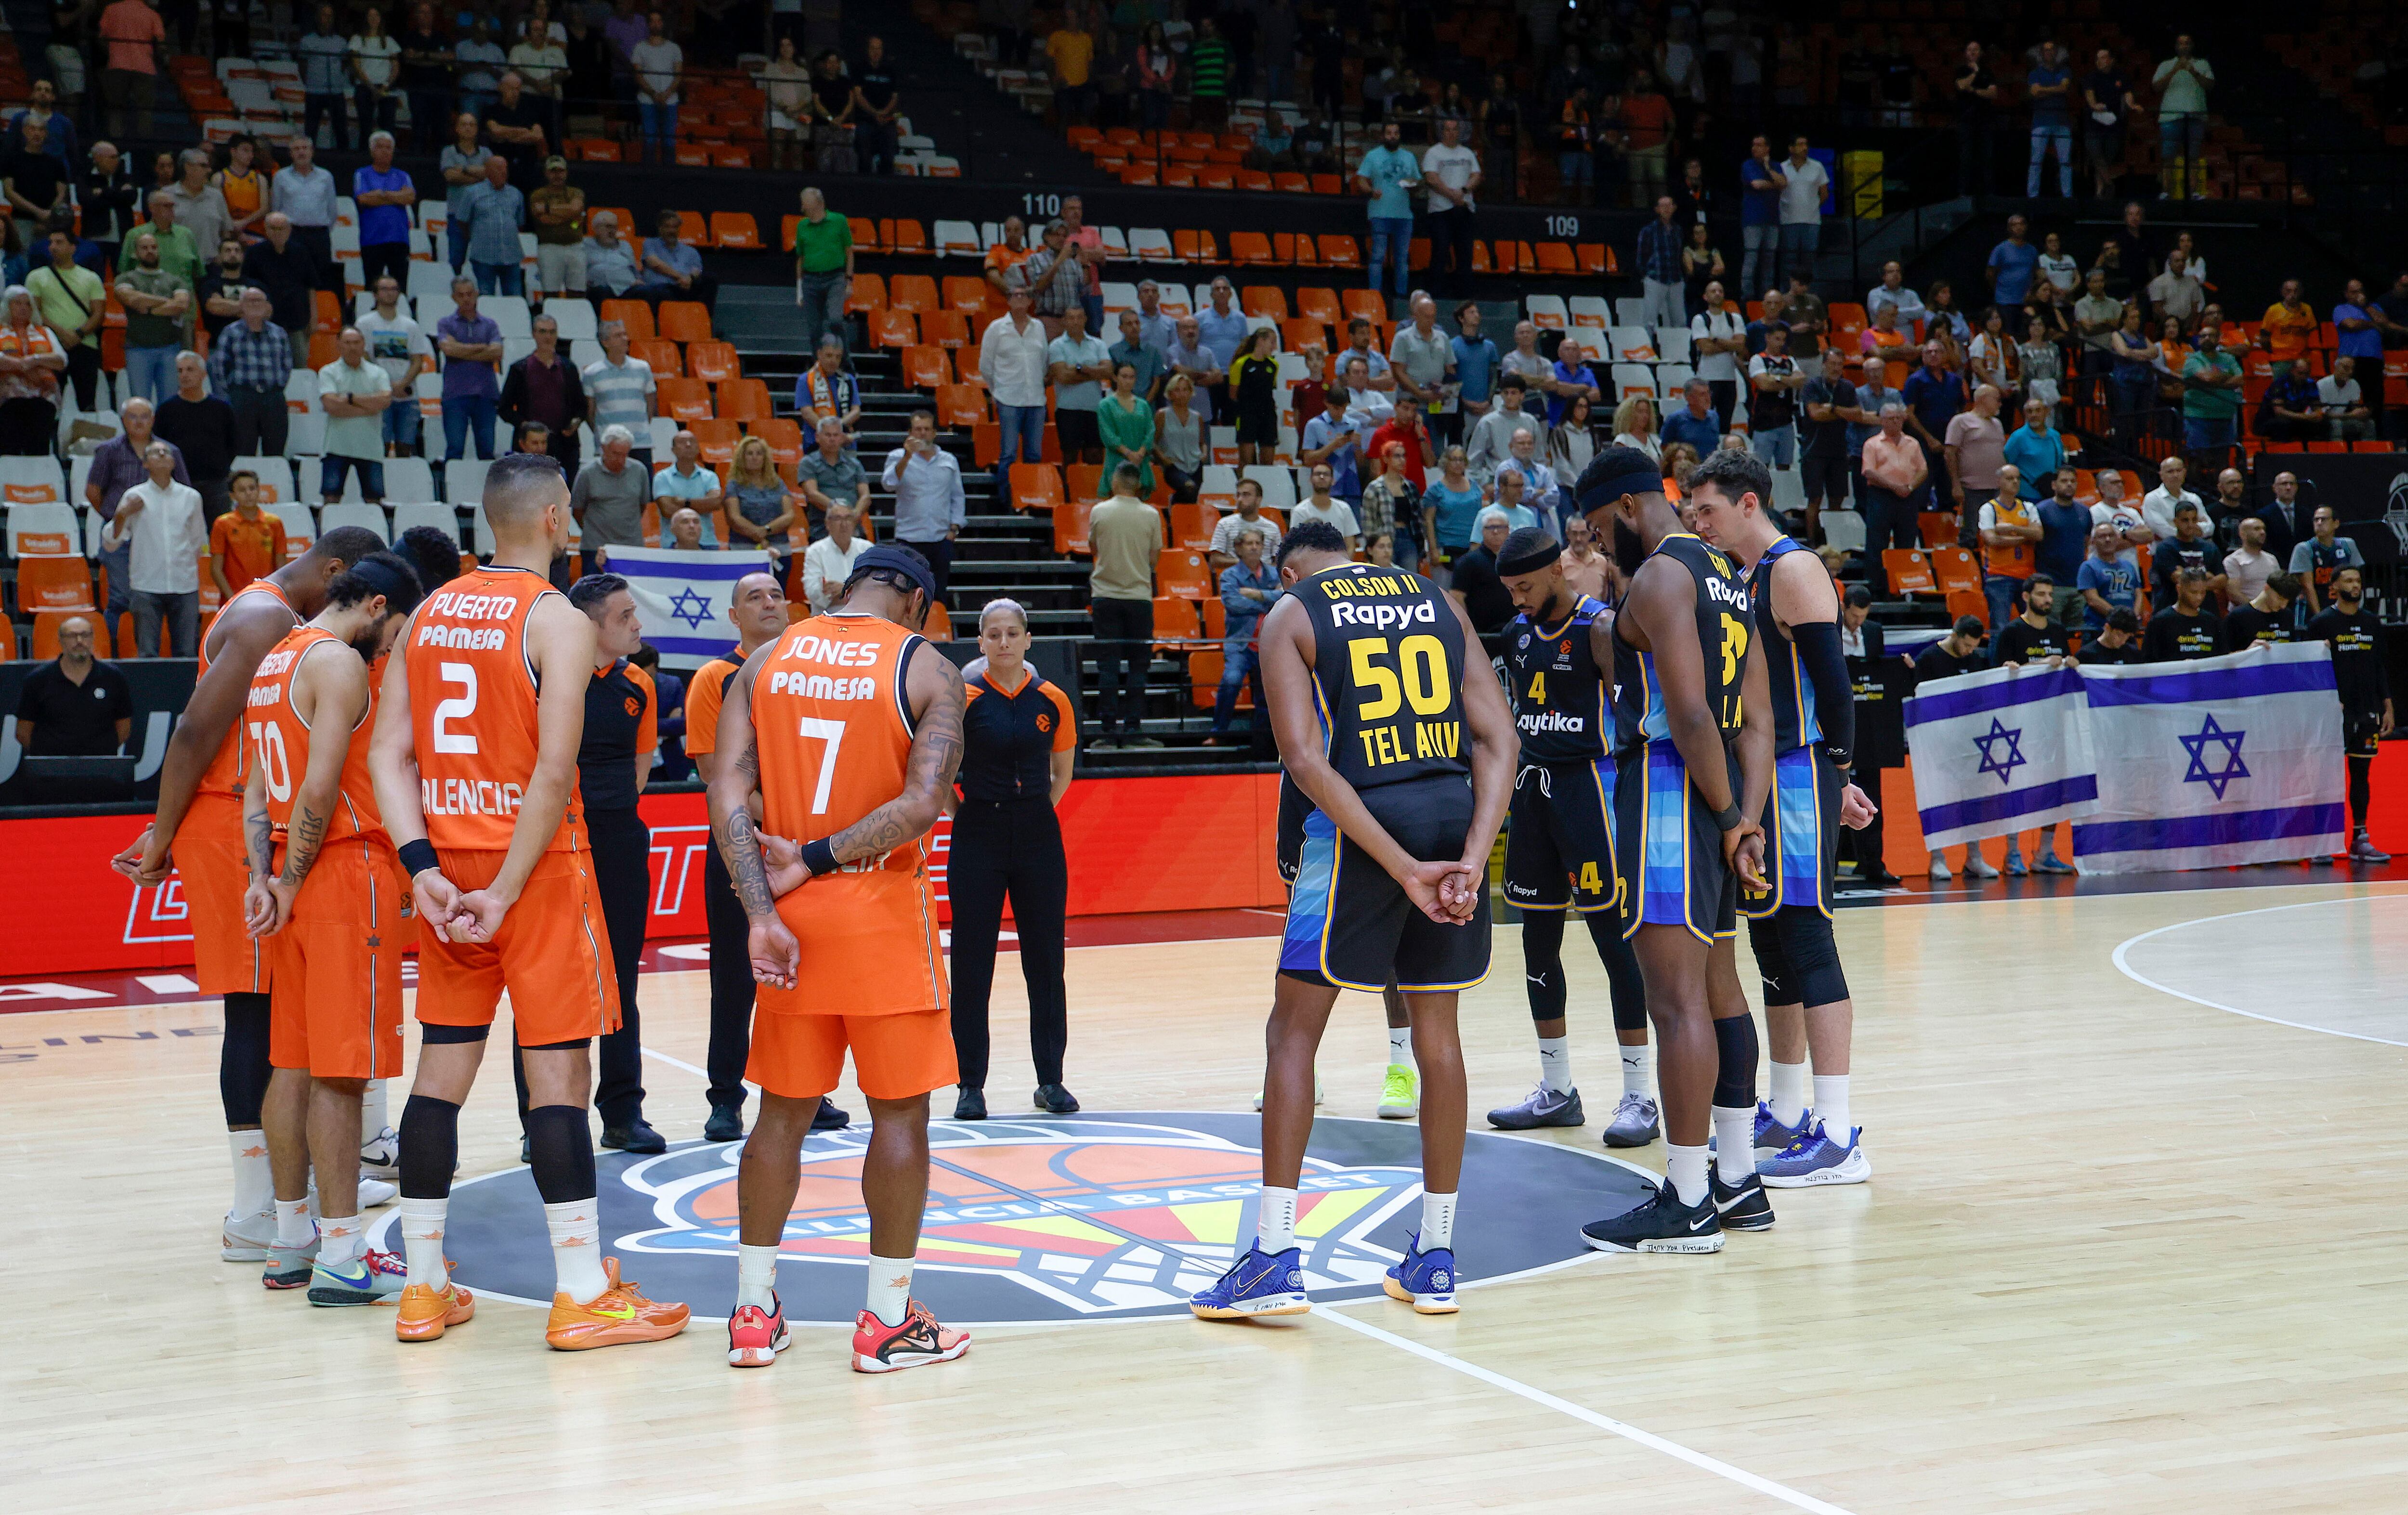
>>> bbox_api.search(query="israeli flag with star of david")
[2072,642,2349,874]
[1903,665,2096,850]
[595,545,785,671]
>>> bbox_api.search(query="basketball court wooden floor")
[9,880,2408,1514]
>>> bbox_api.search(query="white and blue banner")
[599,545,782,671]
[1903,665,2097,850]
[2072,643,2348,874]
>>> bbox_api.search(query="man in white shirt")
[1045,303,1114,467]
[2139,454,2200,544]
[2143,249,2205,331]
[979,285,1050,496]
[2088,469,2148,568]
[1339,354,1395,429]
[582,320,657,463]
[1205,477,1282,574]
[101,440,208,656]
[2223,514,2279,605]
[353,274,432,457]
[317,326,393,504]
[1776,134,1830,289]
[2318,354,2374,441]
[1288,462,1361,549]
[1419,117,1481,299]
[1865,260,1926,324]
[1500,427,1559,518]
[800,502,869,613]
[880,408,967,605]
[1465,374,1544,482]
[1688,283,1746,417]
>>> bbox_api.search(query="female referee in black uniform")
[949,599,1080,1120]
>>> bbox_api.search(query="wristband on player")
[1825,744,1853,772]
[397,839,440,878]
[800,837,841,877]
[1710,800,1746,833]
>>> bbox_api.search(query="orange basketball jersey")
[247,626,385,844]
[403,564,584,853]
[198,579,298,798]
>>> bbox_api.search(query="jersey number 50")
[1348,634,1453,720]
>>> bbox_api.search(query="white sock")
[1620,1042,1652,1099]
[1768,1059,1809,1127]
[1665,1143,1709,1207]
[736,1242,781,1310]
[865,1253,914,1329]
[229,1130,273,1216]
[1813,1075,1852,1142]
[1419,1191,1456,1251]
[1387,1025,1412,1066]
[274,1195,314,1246]
[319,1214,365,1269]
[1255,1185,1299,1254]
[361,1080,388,1142]
[1537,1036,1572,1094]
[399,1197,449,1291]
[1712,1105,1756,1183]
[544,1198,612,1305]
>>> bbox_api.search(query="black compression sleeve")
[1791,619,1857,765]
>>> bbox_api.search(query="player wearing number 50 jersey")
[370,452,688,1351]
[1575,446,1775,1255]
[1191,521,1518,1324]
[707,543,973,1375]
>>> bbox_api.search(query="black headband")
[1575,460,1665,517]
[347,557,415,606]
[1496,542,1564,578]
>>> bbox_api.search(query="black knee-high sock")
[1712,1014,1759,1110]
[219,992,272,1125]
[1584,914,1649,1032]
[1521,910,1568,1023]
[2349,753,2374,833]
[398,1094,460,1199]
[525,1104,597,1204]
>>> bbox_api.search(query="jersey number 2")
[797,717,846,814]
[432,663,479,754]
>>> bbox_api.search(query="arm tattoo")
[245,804,275,878]
[826,658,966,864]
[279,806,328,886]
[715,802,779,919]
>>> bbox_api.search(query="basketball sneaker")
[309,1248,408,1306]
[222,1207,276,1263]
[1487,1085,1583,1129]
[360,1125,401,1181]
[1753,1101,1813,1161]
[728,1296,791,1368]
[1188,1243,1310,1319]
[1601,1093,1660,1147]
[395,1280,476,1342]
[1708,1165,1777,1231]
[851,1300,970,1373]
[262,1229,320,1289]
[1963,852,2000,879]
[2352,830,2392,864]
[1377,1063,1420,1119]
[544,1257,693,1350]
[1758,1123,1872,1188]
[1579,1178,1724,1254]
[1252,1073,1323,1111]
[306,1175,398,1210]
[1381,1233,1458,1314]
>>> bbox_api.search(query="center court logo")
[415,1112,1655,1324]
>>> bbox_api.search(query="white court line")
[1315,1306,1859,1515]
[2112,894,2408,1049]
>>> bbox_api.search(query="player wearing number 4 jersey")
[1191,522,1518,1322]
[708,544,971,1374]
[370,452,687,1350]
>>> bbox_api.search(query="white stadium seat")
[319,502,391,542]
[232,456,298,503]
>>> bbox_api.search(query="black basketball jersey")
[1295,562,1472,791]
[1505,593,1611,763]
[1614,532,1753,756]
[1745,535,1822,755]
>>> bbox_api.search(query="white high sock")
[865,1253,914,1329]
[1537,1036,1573,1094]
[360,1080,388,1142]
[319,1214,365,1269]
[736,1243,781,1310]
[1387,1025,1413,1066]
[229,1130,272,1216]
[1768,1059,1809,1127]
[399,1197,449,1290]
[1620,1042,1652,1099]
[1664,1143,1709,1207]
[544,1199,611,1305]
[274,1196,314,1246]
[1419,1191,1456,1251]
[1712,1105,1756,1183]
[1813,1075,1852,1142]
[1255,1185,1299,1254]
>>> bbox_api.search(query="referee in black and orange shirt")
[950,599,1080,1121]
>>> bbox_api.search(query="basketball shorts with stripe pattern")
[1502,758,1621,914]
[181,791,269,996]
[267,837,406,1080]
[1741,745,1841,920]
[1614,739,1739,942]
[1280,772,1492,993]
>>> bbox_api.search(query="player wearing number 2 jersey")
[371,451,688,1351]
[1575,446,1775,1256]
[707,543,972,1375]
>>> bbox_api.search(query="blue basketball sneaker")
[1380,1233,1459,1314]
[1189,1243,1309,1319]
[1752,1101,1813,1162]
[1758,1122,1872,1188]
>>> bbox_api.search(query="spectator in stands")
[1211,524,1277,745]
[884,408,966,605]
[4,119,66,231]
[1746,323,1805,473]
[1046,9,1097,125]
[1161,314,1223,425]
[1096,359,1156,496]
[1041,304,1111,471]
[1058,196,1106,337]
[2258,359,2323,446]
[1193,276,1248,394]
[1367,390,1436,495]
[436,278,504,462]
[1745,288,1791,360]
[981,286,1050,497]
[86,399,187,622]
[350,6,403,143]
[1389,293,1454,419]
[263,136,332,288]
[800,503,867,614]
[793,334,859,443]
[113,229,187,405]
[1188,15,1231,131]
[1902,340,1965,480]
[798,415,868,542]
[1360,440,1423,573]
[982,216,1029,300]
[2206,466,2251,538]
[207,287,292,457]
[849,32,902,172]
[351,132,415,295]
[583,318,656,465]
[2078,606,2143,665]
[641,209,715,312]
[2141,249,2205,336]
[2000,398,2065,503]
[245,213,321,370]
[1976,462,2041,628]
[2025,40,2074,198]
[2289,505,2365,618]
[1548,394,1599,499]
[1987,213,2039,308]
[1610,394,1662,463]
[1110,311,1166,406]
[1944,382,2006,521]
[1206,478,1281,574]
[1496,319,1551,416]
[1131,24,1175,132]
[1798,349,1855,535]
[810,49,856,171]
[1688,280,1745,427]
[1784,270,1829,359]
[2224,515,2279,607]
[2148,499,2227,605]
[1678,222,1727,317]
[1446,509,1515,634]
[1953,40,1999,196]
[299,4,353,152]
[1154,372,1204,504]
[1016,220,1085,338]
[1444,300,1496,449]
[2224,570,2296,652]
[1354,120,1419,303]
[0,281,59,455]
[762,34,811,172]
[449,155,525,299]
[29,224,101,413]
[520,157,585,296]
[652,428,725,547]
[398,2,452,153]
[1420,118,1481,301]
[1291,462,1362,550]
[104,441,207,656]
[1547,337,1603,428]
[1300,384,1362,500]
[1422,446,1483,566]
[2179,325,2243,468]
[1624,195,1687,334]
[1128,280,1176,356]
[2143,568,2226,661]
[1338,354,1392,431]
[455,16,506,128]
[628,12,683,164]
[571,425,651,575]
[2154,36,2214,201]
[2321,354,2375,441]
[1661,377,1723,458]
[80,142,140,275]
[317,326,393,506]
[2083,48,2137,200]
[1858,403,1927,594]
[155,351,235,510]
[791,188,852,346]
[722,434,798,563]
[7,78,77,170]
[1776,135,1829,290]
[2255,279,2318,378]
[196,235,248,341]
[1087,461,1160,746]
[1866,261,1926,326]
[2077,521,2141,631]
[205,471,285,602]
[1499,427,1559,524]
[500,311,588,476]
[2034,467,2093,638]
[1924,281,1972,355]
[1738,134,1781,298]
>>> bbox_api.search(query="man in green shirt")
[791,186,853,349]
[141,189,205,292]
[28,223,105,411]
[113,229,192,405]
[2179,326,2243,464]
[1187,16,1231,129]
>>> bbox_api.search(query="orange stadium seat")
[1918,512,1958,550]
[655,377,713,422]
[1152,594,1201,646]
[1170,502,1217,551]
[686,418,740,466]
[1341,289,1386,323]
[884,219,930,256]
[1282,318,1327,353]
[1274,172,1310,194]
[1296,288,1342,324]
[935,383,987,428]
[1172,230,1217,262]
[657,301,713,342]
[1236,170,1273,193]
[1535,242,1578,275]
[1319,235,1362,269]
[1012,463,1065,513]
[1241,286,1289,319]
[942,276,990,313]
[872,308,918,348]
[1883,550,1936,597]
[32,608,108,659]
[1053,496,1093,554]
[630,337,682,376]
[902,344,953,389]
[750,418,804,477]
[922,310,971,349]
[1230,232,1276,266]
[1157,548,1211,599]
[846,273,887,314]
[1578,244,1613,276]
[1929,547,1982,600]
[1199,167,1235,191]
[889,274,938,313]
[685,341,740,383]
[709,212,761,249]
[598,300,654,340]
[16,555,94,610]
[1064,463,1104,502]
[716,379,772,422]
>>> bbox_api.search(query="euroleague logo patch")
[411,1112,1653,1324]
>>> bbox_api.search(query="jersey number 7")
[797,717,846,814]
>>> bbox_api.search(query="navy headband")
[1575,461,1664,517]
[1496,541,1564,578]
[851,544,936,605]
[347,557,416,607]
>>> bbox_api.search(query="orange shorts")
[267,838,406,1080]
[754,871,949,1017]
[746,1007,956,1102]
[180,791,268,996]
[415,847,621,1046]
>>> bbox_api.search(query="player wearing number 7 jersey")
[369,451,688,1350]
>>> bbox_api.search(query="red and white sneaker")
[727,1295,791,1368]
[850,1299,969,1374]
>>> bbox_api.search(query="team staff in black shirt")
[2308,566,2393,863]
[2076,607,2144,665]
[2223,573,2300,651]
[2141,567,2226,662]
[1994,574,2070,666]
[14,614,131,759]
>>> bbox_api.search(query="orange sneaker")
[851,1299,969,1374]
[395,1280,476,1342]
[545,1257,691,1351]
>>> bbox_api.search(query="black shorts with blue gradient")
[1502,759,1621,913]
[1279,773,1492,993]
